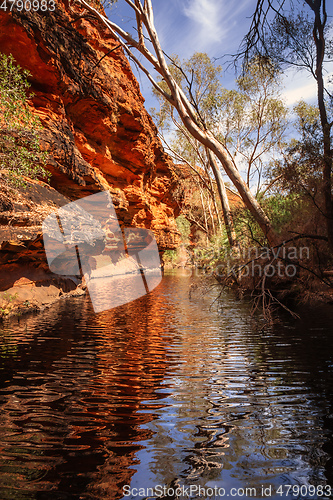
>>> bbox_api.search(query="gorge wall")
[0,1,181,307]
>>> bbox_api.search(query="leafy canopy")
[152,53,287,193]
[269,100,323,194]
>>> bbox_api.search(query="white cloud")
[282,82,317,107]
[281,65,333,108]
[183,0,225,44]
[182,0,249,52]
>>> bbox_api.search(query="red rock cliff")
[0,1,180,248]
[0,1,181,301]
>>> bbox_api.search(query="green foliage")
[0,292,19,316]
[215,57,288,189]
[2,292,18,302]
[162,216,192,267]
[0,53,50,187]
[162,249,178,265]
[182,52,222,122]
[192,231,229,269]
[176,215,191,244]
[151,52,223,131]
[293,100,321,133]
[262,193,301,232]
[234,192,301,246]
[269,100,323,195]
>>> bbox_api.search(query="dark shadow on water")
[0,270,332,499]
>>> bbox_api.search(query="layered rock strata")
[0,2,180,314]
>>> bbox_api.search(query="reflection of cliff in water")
[0,271,333,499]
[0,292,172,499]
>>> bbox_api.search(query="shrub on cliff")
[0,53,50,187]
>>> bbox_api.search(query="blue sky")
[110,0,253,58]
[109,0,254,109]
[107,0,333,114]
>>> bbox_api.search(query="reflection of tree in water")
[86,292,176,498]
[136,286,333,493]
[1,275,333,498]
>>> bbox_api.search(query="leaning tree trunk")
[173,92,279,246]
[79,0,279,247]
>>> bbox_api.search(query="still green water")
[0,270,332,499]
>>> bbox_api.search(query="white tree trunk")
[78,0,279,246]
[207,150,238,250]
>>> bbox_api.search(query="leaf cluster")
[176,215,191,244]
[0,53,50,188]
[215,57,287,157]
[152,52,223,131]
[269,100,324,195]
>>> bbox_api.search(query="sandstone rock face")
[0,1,179,243]
[0,2,180,297]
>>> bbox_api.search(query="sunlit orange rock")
[0,1,180,254]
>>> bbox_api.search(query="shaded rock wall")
[0,1,180,252]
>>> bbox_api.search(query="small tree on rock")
[0,53,49,188]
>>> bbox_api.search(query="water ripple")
[0,271,332,499]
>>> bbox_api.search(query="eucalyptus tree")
[215,58,288,194]
[153,53,287,247]
[269,100,324,197]
[151,52,238,250]
[240,0,333,249]
[78,0,279,246]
